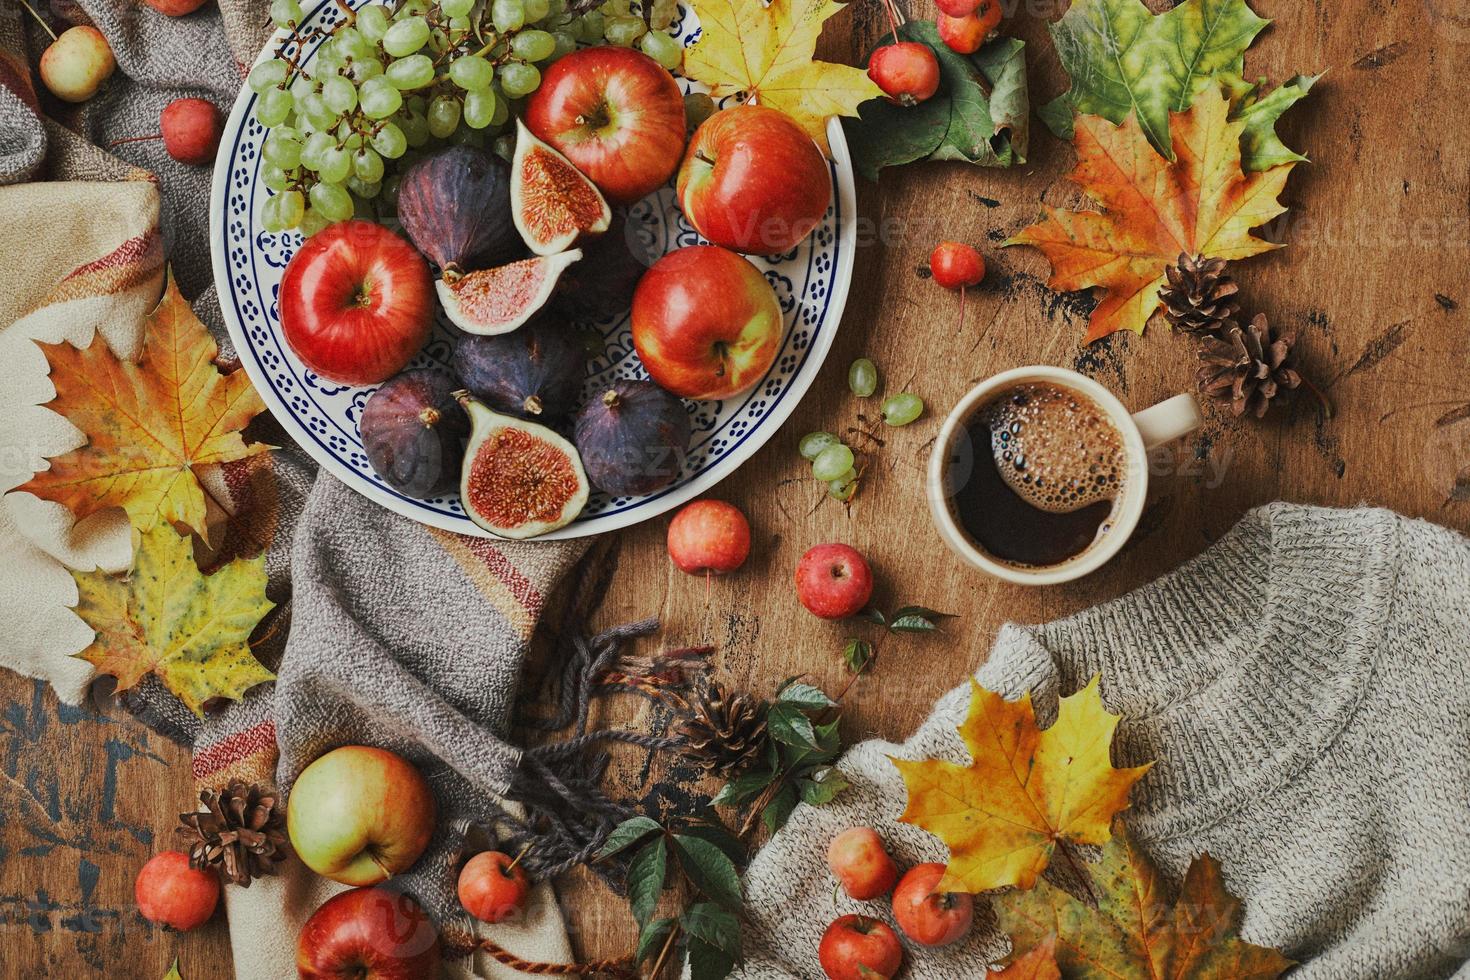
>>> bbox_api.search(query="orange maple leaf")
[20,275,269,540]
[1008,88,1294,343]
[991,935,1061,980]
[994,819,1294,979]
[891,676,1151,894]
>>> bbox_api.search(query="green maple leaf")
[1040,0,1315,171]
[72,526,275,716]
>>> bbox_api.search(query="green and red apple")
[677,105,831,255]
[631,244,782,400]
[287,745,436,886]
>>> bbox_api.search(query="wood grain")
[5,0,1468,974]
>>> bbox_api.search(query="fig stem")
[601,389,621,409]
[524,395,544,415]
[418,406,442,427]
[17,0,57,41]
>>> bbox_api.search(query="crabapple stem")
[16,0,57,41]
[505,841,534,875]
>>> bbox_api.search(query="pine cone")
[1160,253,1240,335]
[1197,314,1302,418]
[179,780,290,887]
[675,679,770,778]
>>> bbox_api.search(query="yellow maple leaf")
[683,0,884,152]
[73,526,275,717]
[994,819,1294,979]
[892,676,1151,894]
[20,274,270,540]
[1007,88,1293,343]
[991,935,1061,980]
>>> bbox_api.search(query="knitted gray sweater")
[739,503,1470,978]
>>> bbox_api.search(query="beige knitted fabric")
[739,503,1470,979]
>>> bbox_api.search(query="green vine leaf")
[842,638,875,673]
[636,917,676,963]
[767,701,820,749]
[674,835,743,912]
[687,935,738,980]
[776,682,835,710]
[596,816,662,860]
[844,23,1029,181]
[797,767,849,806]
[762,783,800,834]
[711,769,776,808]
[627,836,669,928]
[681,902,742,958]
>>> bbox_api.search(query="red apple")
[297,887,441,980]
[796,543,874,620]
[161,97,222,165]
[667,499,751,575]
[891,862,974,947]
[135,850,219,931]
[677,105,831,255]
[524,46,686,204]
[818,915,904,980]
[827,827,898,901]
[457,850,530,924]
[279,221,434,386]
[631,244,782,400]
[287,745,437,887]
[144,0,210,14]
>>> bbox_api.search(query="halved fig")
[511,119,611,256]
[455,392,590,538]
[436,249,582,335]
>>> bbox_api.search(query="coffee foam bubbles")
[983,383,1125,514]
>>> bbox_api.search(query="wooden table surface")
[4,0,1468,975]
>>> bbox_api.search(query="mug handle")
[1132,393,1204,450]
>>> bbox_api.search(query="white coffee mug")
[926,366,1204,585]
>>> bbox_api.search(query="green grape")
[549,30,577,60]
[604,14,646,45]
[638,29,682,70]
[546,0,567,16]
[317,146,352,184]
[828,472,858,501]
[255,86,294,127]
[881,393,924,426]
[491,0,525,32]
[356,4,390,41]
[499,62,541,98]
[299,207,331,237]
[270,0,302,28]
[347,175,382,198]
[382,16,430,57]
[427,27,451,55]
[462,88,497,129]
[448,15,472,31]
[334,26,373,60]
[683,92,716,129]
[848,357,878,397]
[406,94,429,115]
[321,74,358,113]
[401,0,430,12]
[337,127,366,152]
[304,94,340,131]
[399,109,430,146]
[352,147,384,182]
[427,95,462,139]
[488,86,510,125]
[249,59,290,93]
[360,76,403,118]
[523,0,550,21]
[492,132,516,161]
[386,53,434,89]
[263,130,303,169]
[260,195,286,233]
[382,174,402,207]
[310,181,355,222]
[798,431,838,460]
[301,131,335,171]
[276,189,306,229]
[349,57,383,83]
[289,73,314,101]
[440,0,474,16]
[812,444,856,481]
[372,122,407,158]
[314,47,344,76]
[512,30,556,62]
[451,126,486,147]
[449,55,494,91]
[577,10,605,40]
[262,165,293,192]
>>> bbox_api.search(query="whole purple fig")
[360,369,470,498]
[574,380,691,496]
[452,322,588,422]
[397,146,520,275]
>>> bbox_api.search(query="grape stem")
[16,0,57,42]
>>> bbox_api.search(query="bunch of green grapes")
[253,0,684,234]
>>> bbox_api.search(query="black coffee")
[947,382,1126,568]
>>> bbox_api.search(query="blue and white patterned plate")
[210,1,856,539]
